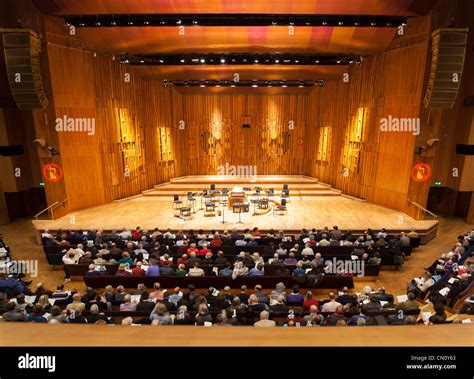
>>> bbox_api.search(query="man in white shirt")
[301,243,315,256]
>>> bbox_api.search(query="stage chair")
[179,207,192,220]
[274,198,287,215]
[186,192,196,211]
[281,189,290,202]
[267,188,275,200]
[173,194,183,209]
[205,201,216,216]
[210,184,216,191]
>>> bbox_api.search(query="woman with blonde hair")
[150,302,172,325]
[37,294,51,312]
[195,303,212,325]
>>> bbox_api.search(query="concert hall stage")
[32,176,438,242]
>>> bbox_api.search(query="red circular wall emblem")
[42,163,63,183]
[411,163,431,182]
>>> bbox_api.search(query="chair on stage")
[205,201,216,216]
[281,188,290,203]
[210,184,216,191]
[186,192,196,211]
[179,207,192,220]
[267,187,275,200]
[257,198,269,210]
[173,194,183,209]
[251,187,261,201]
[274,198,287,215]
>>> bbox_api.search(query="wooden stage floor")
[32,176,438,236]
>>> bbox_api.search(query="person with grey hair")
[301,243,314,256]
[248,294,268,313]
[254,310,276,327]
[269,295,289,314]
[86,304,106,323]
[270,282,286,305]
[304,305,319,325]
[174,305,192,325]
[356,317,366,326]
[232,261,249,279]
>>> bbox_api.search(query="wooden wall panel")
[306,18,431,215]
[34,16,180,214]
[174,93,309,175]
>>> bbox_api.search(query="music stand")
[219,200,227,224]
[235,202,244,224]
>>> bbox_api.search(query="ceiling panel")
[133,64,347,81]
[72,26,396,55]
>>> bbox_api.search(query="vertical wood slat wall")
[306,19,431,216]
[173,92,309,175]
[41,16,180,213]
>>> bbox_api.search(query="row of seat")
[83,274,355,289]
[64,263,381,277]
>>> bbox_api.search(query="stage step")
[144,175,341,198]
[170,175,319,185]
[152,183,334,191]
[143,189,341,197]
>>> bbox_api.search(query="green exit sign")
[39,181,45,186]
[434,181,442,186]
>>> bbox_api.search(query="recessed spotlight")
[252,83,258,87]
[110,20,116,26]
[159,59,164,63]
[275,59,280,63]
[338,21,343,26]
[200,84,205,87]
[336,60,341,64]
[354,21,359,26]
[220,58,226,63]
[282,84,287,88]
[322,20,327,26]
[160,20,165,25]
[200,59,205,63]
[298,84,304,87]
[371,21,376,26]
[128,20,134,25]
[139,58,145,63]
[192,20,198,25]
[272,20,277,26]
[295,60,299,63]
[243,58,247,62]
[180,59,185,63]
[315,60,320,63]
[254,59,259,63]
[177,19,182,25]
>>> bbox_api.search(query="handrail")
[34,198,67,220]
[407,199,437,219]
